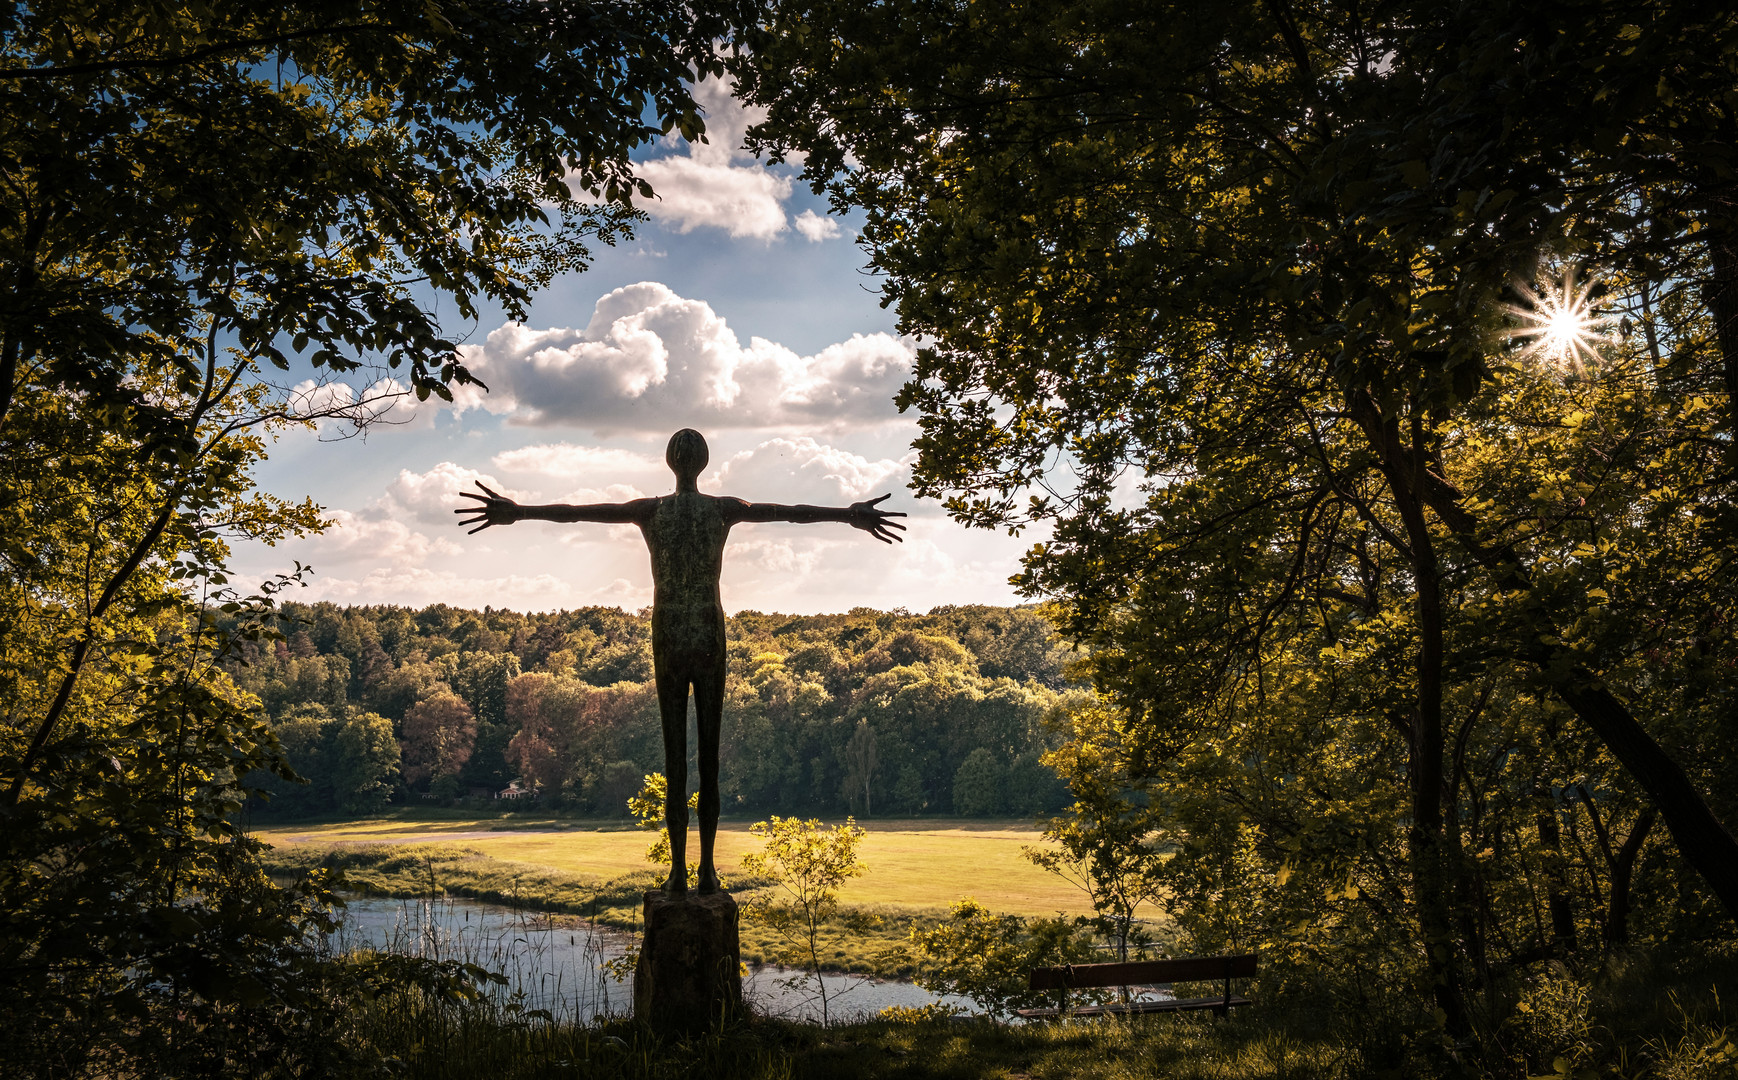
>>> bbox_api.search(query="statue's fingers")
[466,521,494,535]
[457,490,488,504]
[866,493,892,506]
[474,482,504,498]
[883,516,908,528]
[884,509,908,518]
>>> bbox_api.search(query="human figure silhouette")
[457,428,905,893]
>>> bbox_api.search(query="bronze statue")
[457,429,904,894]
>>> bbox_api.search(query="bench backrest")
[1028,953,1257,991]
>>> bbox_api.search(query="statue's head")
[666,428,709,485]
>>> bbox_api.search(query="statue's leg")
[654,663,690,894]
[694,660,725,894]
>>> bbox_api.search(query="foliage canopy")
[738,0,1738,1051]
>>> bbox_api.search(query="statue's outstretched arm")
[725,493,907,544]
[455,483,654,533]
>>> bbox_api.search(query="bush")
[907,898,1101,1019]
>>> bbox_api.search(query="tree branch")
[0,24,384,81]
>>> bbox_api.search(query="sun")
[1506,269,1613,368]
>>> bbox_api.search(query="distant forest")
[232,603,1084,820]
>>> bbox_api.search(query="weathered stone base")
[633,889,743,1035]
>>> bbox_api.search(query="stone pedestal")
[633,889,743,1035]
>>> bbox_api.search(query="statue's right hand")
[455,482,521,534]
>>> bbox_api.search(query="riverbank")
[261,840,939,980]
[328,892,972,1024]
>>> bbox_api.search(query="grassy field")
[253,810,1093,917]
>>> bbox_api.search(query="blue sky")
[231,80,1035,616]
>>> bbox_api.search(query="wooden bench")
[1014,954,1257,1021]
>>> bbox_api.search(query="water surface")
[330,895,975,1024]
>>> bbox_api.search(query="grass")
[253,810,1092,917]
[345,1000,1371,1080]
[329,949,1738,1080]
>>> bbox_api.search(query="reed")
[337,974,1736,1080]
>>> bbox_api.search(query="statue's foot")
[697,866,721,894]
[661,870,688,895]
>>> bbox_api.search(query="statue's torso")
[642,492,728,665]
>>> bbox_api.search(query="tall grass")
[335,975,1735,1080]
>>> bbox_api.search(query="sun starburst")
[1506,269,1614,369]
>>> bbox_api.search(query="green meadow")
[254,810,1093,917]
[254,809,1114,979]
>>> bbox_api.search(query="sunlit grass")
[254,812,1095,916]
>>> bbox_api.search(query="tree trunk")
[1535,796,1579,952]
[1359,396,1470,1036]
[1606,809,1656,947]
[1547,680,1738,923]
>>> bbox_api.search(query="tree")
[504,671,565,793]
[740,816,867,1027]
[452,652,521,790]
[332,710,399,814]
[907,899,1099,1020]
[2,2,770,1063]
[737,0,1738,1036]
[1005,751,1069,818]
[399,691,476,789]
[257,704,339,817]
[840,717,878,816]
[890,765,926,815]
[952,748,1003,817]
[0,377,360,1070]
[1,0,757,433]
[628,772,699,887]
[1025,706,1164,963]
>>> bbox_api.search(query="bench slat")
[1028,954,1257,991]
[1015,995,1255,1020]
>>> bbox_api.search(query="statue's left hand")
[849,494,908,544]
[455,482,522,534]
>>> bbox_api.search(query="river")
[328,894,977,1025]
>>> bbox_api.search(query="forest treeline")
[233,602,1080,820]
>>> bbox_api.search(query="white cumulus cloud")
[380,463,529,527]
[792,209,842,243]
[299,510,461,567]
[457,282,914,430]
[709,436,911,505]
[635,155,793,240]
[492,443,664,480]
[576,77,797,241]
